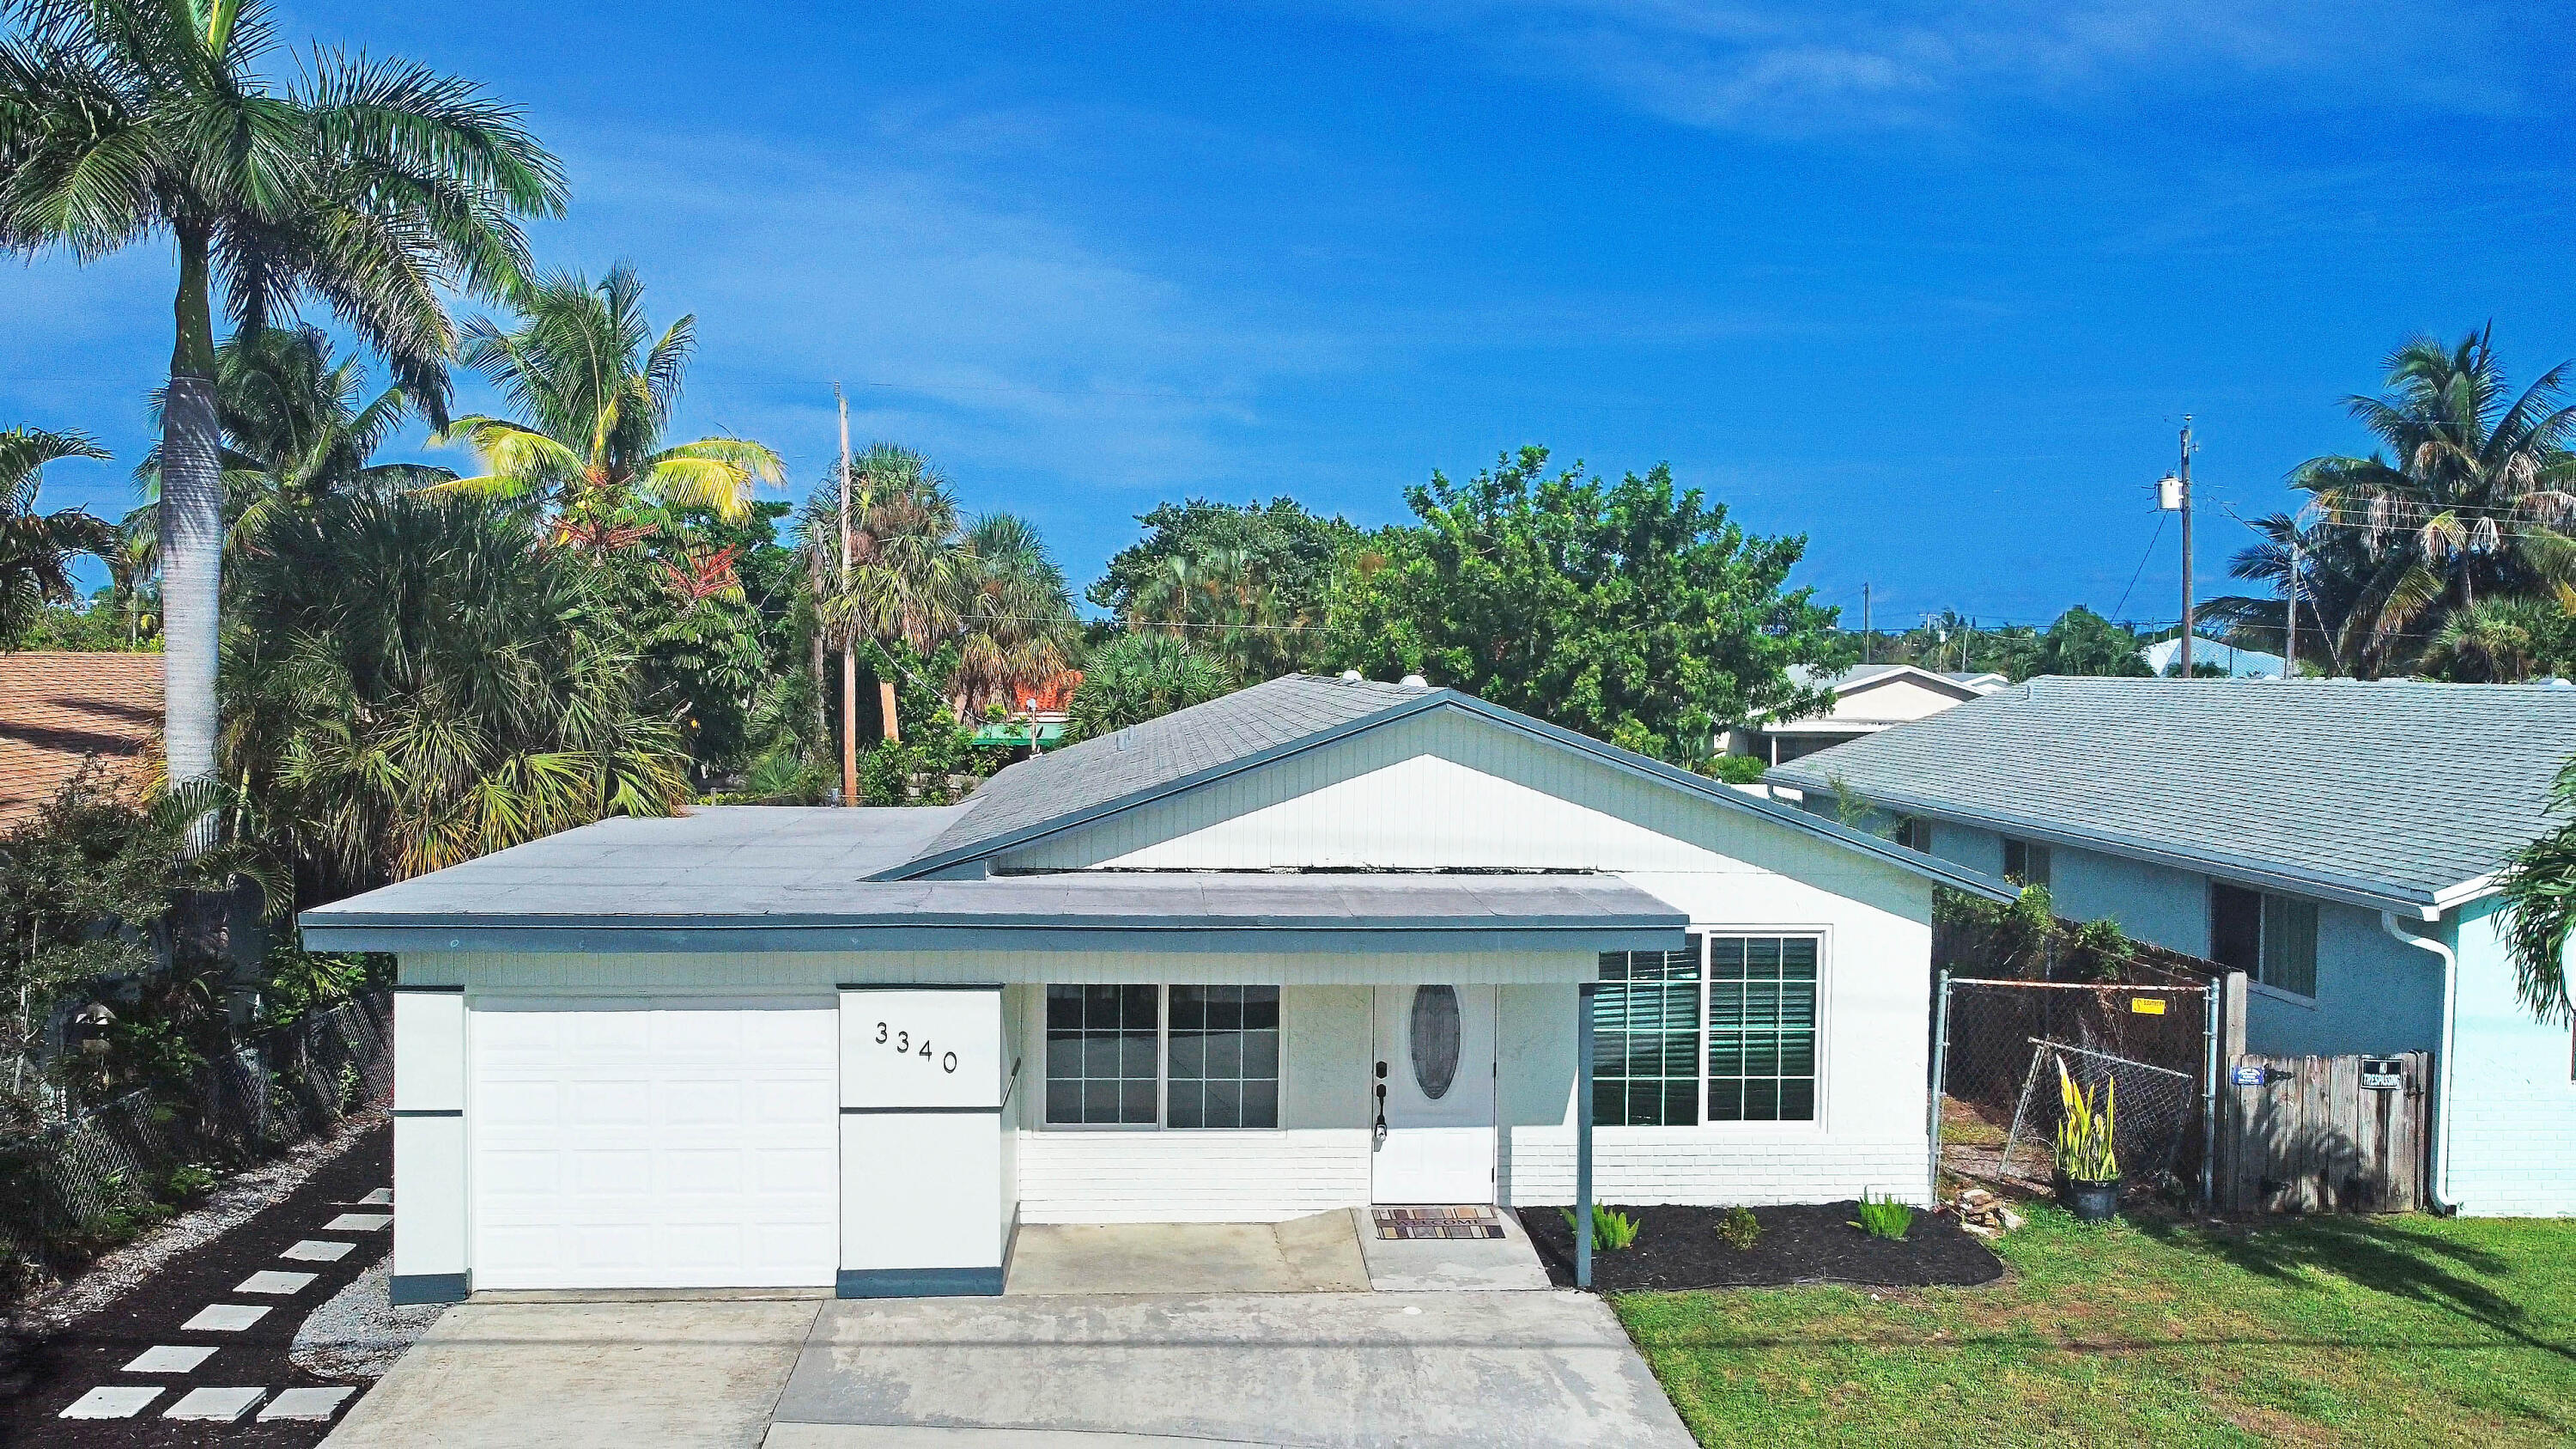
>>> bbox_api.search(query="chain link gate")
[1931,975,2218,1204]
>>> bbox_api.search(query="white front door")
[470,997,840,1290]
[1371,984,1497,1203]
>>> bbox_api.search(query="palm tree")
[795,444,969,746]
[2203,511,2379,676]
[128,326,455,569]
[432,264,782,534]
[222,494,690,887]
[2292,328,2576,672]
[0,426,116,647]
[950,512,1078,719]
[2500,758,2576,1026]
[1,0,563,801]
[1069,632,1233,739]
[2421,597,2573,683]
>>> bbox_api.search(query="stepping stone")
[358,1187,392,1205]
[61,1385,162,1418]
[124,1345,217,1373]
[183,1303,271,1332]
[282,1239,355,1262]
[258,1385,357,1422]
[165,1386,264,1421]
[237,1269,318,1294]
[325,1213,391,1232]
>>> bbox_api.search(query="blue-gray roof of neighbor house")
[879,673,2012,898]
[295,806,1691,954]
[1765,677,2576,916]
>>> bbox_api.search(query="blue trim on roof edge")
[879,689,2017,902]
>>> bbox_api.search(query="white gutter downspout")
[2381,910,2462,1215]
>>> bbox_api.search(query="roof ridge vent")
[1340,670,1363,683]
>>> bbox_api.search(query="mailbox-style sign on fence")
[2360,1056,2403,1091]
[2229,1064,2266,1087]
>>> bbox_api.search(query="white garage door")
[470,998,839,1290]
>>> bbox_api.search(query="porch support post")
[1576,979,1596,1291]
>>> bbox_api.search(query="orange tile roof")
[0,652,162,828]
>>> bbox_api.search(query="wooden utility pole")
[837,386,857,807]
[1861,583,1872,663]
[2178,418,2196,677]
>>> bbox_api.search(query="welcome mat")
[1372,1206,1505,1240]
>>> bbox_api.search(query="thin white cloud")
[1358,0,2524,135]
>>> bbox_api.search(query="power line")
[2110,513,2169,620]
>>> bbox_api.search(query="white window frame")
[2212,884,2319,1008]
[1035,984,1289,1134]
[1596,927,1832,1134]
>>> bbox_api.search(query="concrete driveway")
[324,1290,1692,1448]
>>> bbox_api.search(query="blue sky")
[4,1,2567,627]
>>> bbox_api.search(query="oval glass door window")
[1409,985,1461,1100]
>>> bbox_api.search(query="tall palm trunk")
[162,226,225,849]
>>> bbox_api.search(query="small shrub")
[1706,754,1768,785]
[1851,1190,1913,1241]
[1561,1203,1642,1251]
[1715,1204,1762,1251]
[165,1163,217,1200]
[2053,1056,2120,1182]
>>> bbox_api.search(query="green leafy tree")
[0,0,564,800]
[1091,496,1356,615]
[221,495,690,891]
[1129,546,1309,684]
[1322,447,1845,764]
[1069,631,1233,740]
[1,425,117,647]
[2032,606,2152,678]
[433,264,782,530]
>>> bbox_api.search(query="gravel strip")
[14,1105,389,1333]
[289,1259,442,1381]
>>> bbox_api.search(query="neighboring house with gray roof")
[305,673,2010,1303]
[1768,677,2576,1216]
[1731,664,2003,767]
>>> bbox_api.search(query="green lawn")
[1614,1206,2576,1447]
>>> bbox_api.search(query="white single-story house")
[1768,677,2576,1216]
[2142,634,2285,679]
[301,674,2008,1303]
[1730,664,2004,769]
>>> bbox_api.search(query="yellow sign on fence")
[2129,997,2167,1015]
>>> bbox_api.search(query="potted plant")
[2052,1056,2121,1222]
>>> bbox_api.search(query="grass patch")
[1613,1205,2576,1446]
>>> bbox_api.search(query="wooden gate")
[2218,1051,2429,1214]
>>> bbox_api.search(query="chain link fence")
[0,993,392,1287]
[1935,977,2216,1202]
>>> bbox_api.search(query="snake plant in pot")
[2052,1056,2121,1222]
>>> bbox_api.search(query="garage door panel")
[471,997,838,1290]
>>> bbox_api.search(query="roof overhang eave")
[296,916,1690,958]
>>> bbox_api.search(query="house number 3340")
[875,1021,959,1074]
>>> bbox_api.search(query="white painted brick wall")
[1504,1129,1932,1208]
[1013,1129,1373,1222]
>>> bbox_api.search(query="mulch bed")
[0,1123,391,1449]
[1522,1202,2005,1292]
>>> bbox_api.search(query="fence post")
[2199,979,2219,1208]
[1928,971,1952,1202]
[2219,971,2247,1211]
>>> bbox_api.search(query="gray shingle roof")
[908,675,1435,870]
[296,803,1687,953]
[1765,678,2576,910]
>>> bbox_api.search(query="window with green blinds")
[1706,936,1819,1123]
[1594,937,1703,1126]
[1592,934,1822,1126]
